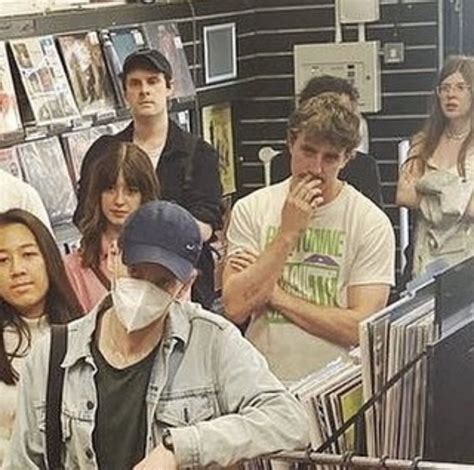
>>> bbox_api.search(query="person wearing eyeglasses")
[396,55,474,279]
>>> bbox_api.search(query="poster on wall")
[202,102,236,196]
[58,32,116,116]
[10,36,79,125]
[61,124,115,184]
[144,21,196,101]
[0,41,22,137]
[16,137,77,225]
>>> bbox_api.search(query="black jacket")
[73,120,222,309]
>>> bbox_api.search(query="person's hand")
[227,249,259,272]
[133,445,178,470]
[281,175,323,238]
[106,240,128,278]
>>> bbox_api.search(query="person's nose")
[113,188,126,206]
[10,254,27,277]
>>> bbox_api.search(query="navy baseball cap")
[120,201,202,282]
[122,48,172,82]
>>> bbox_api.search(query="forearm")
[171,394,309,468]
[270,287,388,348]
[222,231,297,324]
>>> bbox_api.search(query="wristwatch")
[162,428,174,453]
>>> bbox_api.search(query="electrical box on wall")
[338,0,379,24]
[294,41,381,113]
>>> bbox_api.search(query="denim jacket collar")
[62,297,191,369]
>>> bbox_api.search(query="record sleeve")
[108,26,147,68]
[16,137,77,225]
[0,41,22,137]
[58,32,115,116]
[62,124,115,184]
[144,21,196,101]
[0,147,22,179]
[10,36,79,126]
[202,102,236,195]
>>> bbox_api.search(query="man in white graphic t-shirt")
[222,93,395,382]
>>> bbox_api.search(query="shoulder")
[345,185,392,228]
[234,180,289,210]
[183,302,240,338]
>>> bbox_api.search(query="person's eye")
[0,256,9,265]
[23,251,39,258]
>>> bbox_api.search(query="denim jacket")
[5,298,309,469]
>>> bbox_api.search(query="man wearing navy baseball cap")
[7,201,309,470]
[73,47,222,311]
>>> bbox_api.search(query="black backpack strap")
[46,324,68,470]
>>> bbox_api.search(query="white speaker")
[338,0,380,24]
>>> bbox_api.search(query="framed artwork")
[202,102,236,196]
[203,23,237,84]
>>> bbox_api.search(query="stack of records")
[10,36,79,126]
[0,41,22,139]
[0,147,22,179]
[144,21,196,102]
[57,32,115,117]
[62,124,116,184]
[16,137,77,225]
[291,359,363,454]
[359,293,436,459]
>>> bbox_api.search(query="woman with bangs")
[396,56,474,278]
[64,140,160,313]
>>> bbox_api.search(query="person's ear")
[167,79,175,99]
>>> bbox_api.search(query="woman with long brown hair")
[396,55,474,278]
[0,209,81,464]
[64,140,160,313]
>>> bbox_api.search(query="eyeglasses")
[436,83,471,95]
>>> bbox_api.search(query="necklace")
[445,127,470,141]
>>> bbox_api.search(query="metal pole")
[270,450,474,469]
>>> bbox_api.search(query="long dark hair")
[0,209,82,385]
[409,55,474,178]
[79,140,160,269]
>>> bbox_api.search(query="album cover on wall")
[16,137,77,225]
[0,147,22,179]
[107,26,147,68]
[0,41,22,137]
[58,32,115,116]
[144,21,196,101]
[202,102,236,195]
[62,124,115,184]
[10,36,79,125]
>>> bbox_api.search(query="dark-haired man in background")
[74,49,222,310]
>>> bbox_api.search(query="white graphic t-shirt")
[226,179,395,382]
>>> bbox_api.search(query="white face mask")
[111,277,174,333]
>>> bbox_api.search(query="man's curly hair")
[287,92,361,154]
